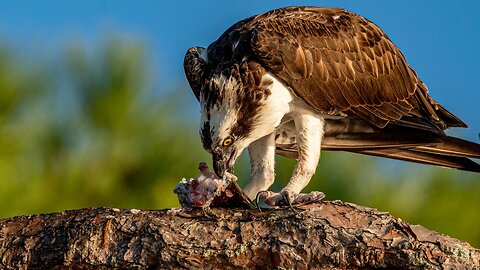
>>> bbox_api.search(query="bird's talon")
[293,191,325,206]
[260,191,325,209]
[280,191,297,213]
[255,190,275,211]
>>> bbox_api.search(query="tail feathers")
[319,131,480,173]
[414,135,480,159]
[353,148,480,173]
[321,131,441,150]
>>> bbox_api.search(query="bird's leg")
[264,112,325,207]
[243,133,276,202]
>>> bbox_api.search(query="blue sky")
[0,0,479,140]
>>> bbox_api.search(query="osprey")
[184,6,480,206]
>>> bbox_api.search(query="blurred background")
[0,1,479,246]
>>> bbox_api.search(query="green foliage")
[0,40,209,217]
[0,39,478,247]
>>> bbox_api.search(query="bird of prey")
[184,6,480,206]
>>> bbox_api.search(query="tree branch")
[0,201,478,269]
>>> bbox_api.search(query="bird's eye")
[222,137,234,147]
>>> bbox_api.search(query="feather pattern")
[206,6,467,133]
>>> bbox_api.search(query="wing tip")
[437,104,468,129]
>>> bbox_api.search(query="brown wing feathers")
[196,6,479,172]
[249,7,466,132]
[245,7,478,171]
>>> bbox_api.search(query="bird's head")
[198,74,263,178]
[185,47,289,178]
[198,72,293,177]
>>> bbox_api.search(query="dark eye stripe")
[201,121,213,150]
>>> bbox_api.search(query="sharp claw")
[255,190,271,211]
[255,192,263,211]
[281,191,297,213]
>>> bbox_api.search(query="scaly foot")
[255,190,325,210]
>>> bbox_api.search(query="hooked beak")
[212,149,236,178]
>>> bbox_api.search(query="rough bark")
[0,201,478,269]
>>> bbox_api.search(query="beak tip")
[212,150,236,178]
